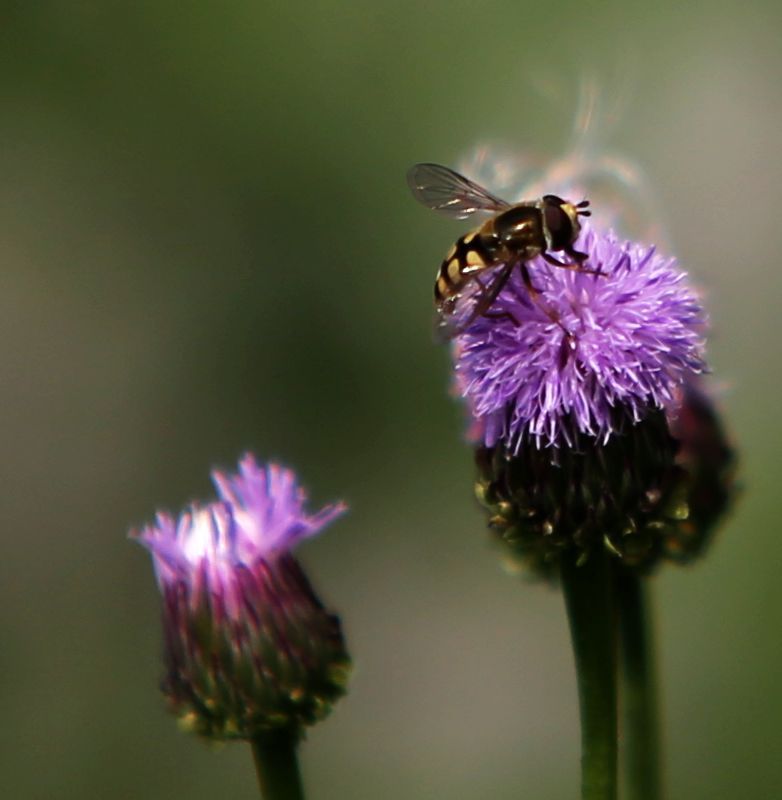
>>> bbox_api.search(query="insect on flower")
[407,162,596,339]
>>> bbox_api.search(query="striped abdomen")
[434,229,497,303]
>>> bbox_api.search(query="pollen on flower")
[454,225,706,452]
[132,454,350,741]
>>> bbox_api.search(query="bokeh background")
[1,2,780,798]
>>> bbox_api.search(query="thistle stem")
[616,568,661,800]
[561,547,618,800]
[251,731,305,800]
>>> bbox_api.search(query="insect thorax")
[491,204,547,256]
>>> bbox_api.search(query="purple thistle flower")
[455,225,706,452]
[132,454,350,741]
[138,455,346,613]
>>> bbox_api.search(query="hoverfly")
[407,162,595,339]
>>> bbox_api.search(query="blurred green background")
[1,2,779,798]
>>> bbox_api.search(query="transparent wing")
[515,77,670,247]
[455,76,668,246]
[407,163,511,220]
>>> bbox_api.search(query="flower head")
[455,226,706,452]
[133,454,350,741]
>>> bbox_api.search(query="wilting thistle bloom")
[455,226,735,572]
[132,454,350,741]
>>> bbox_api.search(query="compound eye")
[543,203,566,234]
[542,194,565,206]
[543,203,573,249]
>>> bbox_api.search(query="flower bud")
[133,455,350,740]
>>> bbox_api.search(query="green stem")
[616,568,661,800]
[561,547,618,800]
[250,730,305,800]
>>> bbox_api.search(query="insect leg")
[483,309,523,326]
[448,261,518,336]
[543,251,604,276]
[474,262,517,316]
[520,262,573,337]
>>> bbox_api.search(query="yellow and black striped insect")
[407,162,594,339]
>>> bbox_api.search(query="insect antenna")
[576,200,591,217]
